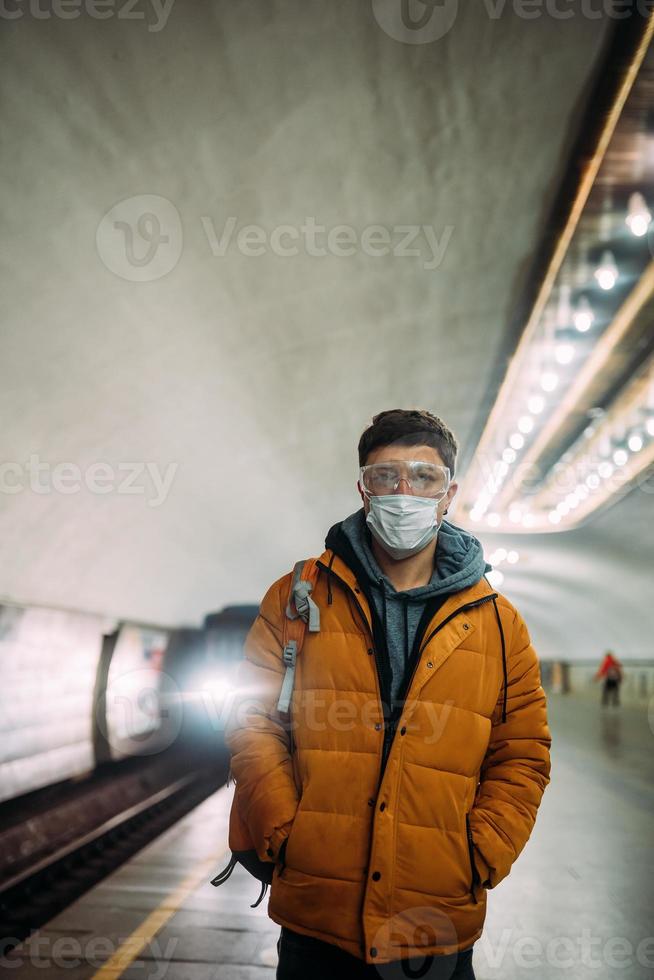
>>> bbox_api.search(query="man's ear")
[445,481,458,513]
[357,479,365,504]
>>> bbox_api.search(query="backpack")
[210,558,321,908]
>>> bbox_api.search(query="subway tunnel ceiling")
[2,2,647,660]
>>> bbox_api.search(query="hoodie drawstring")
[491,597,508,723]
[402,596,409,670]
[379,578,388,638]
[327,551,335,605]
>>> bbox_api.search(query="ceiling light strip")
[492,259,654,512]
[469,12,654,472]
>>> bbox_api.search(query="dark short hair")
[358,409,458,477]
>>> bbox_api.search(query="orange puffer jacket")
[224,546,552,965]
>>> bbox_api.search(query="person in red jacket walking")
[594,651,623,707]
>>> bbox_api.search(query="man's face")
[357,443,458,525]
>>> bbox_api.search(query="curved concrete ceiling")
[2,2,631,650]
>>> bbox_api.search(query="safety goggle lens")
[360,461,450,497]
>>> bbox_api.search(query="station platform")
[4,691,653,979]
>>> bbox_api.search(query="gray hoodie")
[337,508,492,707]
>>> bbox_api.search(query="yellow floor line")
[91,845,230,980]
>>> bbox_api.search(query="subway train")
[0,601,257,805]
[0,600,257,946]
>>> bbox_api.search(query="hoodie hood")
[334,507,491,600]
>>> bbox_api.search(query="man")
[224,408,552,979]
[594,650,623,707]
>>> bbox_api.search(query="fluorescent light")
[628,433,643,452]
[503,447,517,463]
[487,512,500,527]
[518,415,534,433]
[506,550,519,563]
[573,296,594,332]
[625,192,651,237]
[555,343,575,365]
[594,250,618,290]
[509,432,525,450]
[613,448,628,466]
[528,395,545,414]
[540,371,559,392]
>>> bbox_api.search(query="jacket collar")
[315,545,496,638]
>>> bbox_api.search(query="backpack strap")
[277,558,321,714]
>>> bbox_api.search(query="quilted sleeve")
[468,602,552,890]
[222,573,301,864]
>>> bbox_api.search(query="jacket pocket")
[277,834,289,877]
[276,803,301,879]
[465,811,481,904]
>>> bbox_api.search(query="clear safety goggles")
[359,460,451,499]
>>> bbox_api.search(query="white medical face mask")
[365,493,443,560]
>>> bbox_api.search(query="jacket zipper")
[465,811,480,904]
[378,592,499,782]
[316,559,498,793]
[316,559,392,768]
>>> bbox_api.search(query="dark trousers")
[276,926,476,979]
